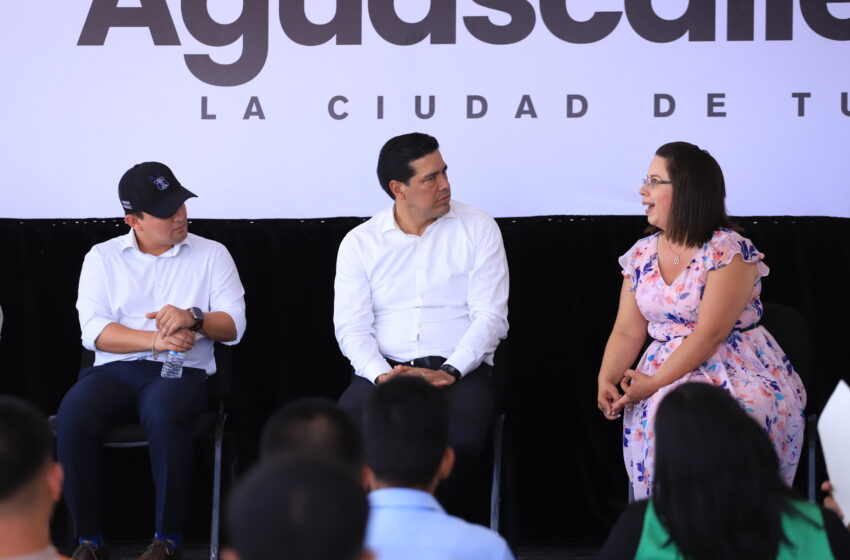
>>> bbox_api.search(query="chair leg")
[807,413,817,503]
[210,413,227,560]
[490,414,505,532]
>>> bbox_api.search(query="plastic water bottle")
[161,350,186,378]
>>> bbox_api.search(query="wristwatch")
[441,364,462,382]
[188,307,205,332]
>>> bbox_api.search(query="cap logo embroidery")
[149,174,170,191]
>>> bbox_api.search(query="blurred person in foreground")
[362,376,513,560]
[0,396,68,560]
[223,454,372,560]
[259,397,367,485]
[598,382,850,559]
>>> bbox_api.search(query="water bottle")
[161,350,186,378]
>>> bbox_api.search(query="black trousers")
[338,362,496,516]
[55,360,207,537]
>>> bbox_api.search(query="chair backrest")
[210,343,233,406]
[759,301,812,388]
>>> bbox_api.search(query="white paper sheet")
[818,380,850,524]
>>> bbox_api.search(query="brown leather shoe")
[70,542,110,560]
[138,538,180,560]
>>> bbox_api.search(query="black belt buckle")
[389,355,446,370]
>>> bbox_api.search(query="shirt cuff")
[213,308,247,345]
[80,317,115,351]
[361,357,393,384]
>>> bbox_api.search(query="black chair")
[489,343,513,537]
[490,412,505,532]
[51,344,236,560]
[759,301,816,502]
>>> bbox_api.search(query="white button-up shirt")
[334,200,509,383]
[76,231,246,373]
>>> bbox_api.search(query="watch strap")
[188,307,204,332]
[441,364,462,381]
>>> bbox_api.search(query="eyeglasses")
[641,177,672,188]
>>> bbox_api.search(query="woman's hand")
[614,369,660,408]
[598,378,624,420]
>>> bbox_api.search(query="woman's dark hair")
[653,383,807,560]
[648,141,737,246]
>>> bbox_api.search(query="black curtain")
[1,215,846,547]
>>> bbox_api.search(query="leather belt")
[386,356,447,370]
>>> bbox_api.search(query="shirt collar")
[368,487,444,512]
[378,205,398,234]
[379,202,457,235]
[121,230,192,256]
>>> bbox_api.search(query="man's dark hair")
[363,376,448,487]
[653,382,806,560]
[376,133,439,199]
[226,454,368,560]
[259,397,363,471]
[648,141,737,247]
[0,396,53,501]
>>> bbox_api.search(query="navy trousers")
[56,359,207,537]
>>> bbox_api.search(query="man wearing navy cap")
[55,162,246,560]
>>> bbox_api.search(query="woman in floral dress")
[596,141,806,498]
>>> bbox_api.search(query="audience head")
[224,454,371,560]
[653,382,796,560]
[0,396,63,519]
[260,397,364,474]
[376,133,440,199]
[649,141,734,246]
[363,376,452,491]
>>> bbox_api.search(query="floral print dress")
[619,229,806,497]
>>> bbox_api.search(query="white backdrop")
[2,1,848,219]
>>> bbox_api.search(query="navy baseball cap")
[118,162,197,219]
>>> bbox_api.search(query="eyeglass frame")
[641,177,672,188]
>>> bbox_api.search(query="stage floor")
[60,540,601,560]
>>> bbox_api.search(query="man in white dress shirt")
[55,162,246,560]
[334,132,509,511]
